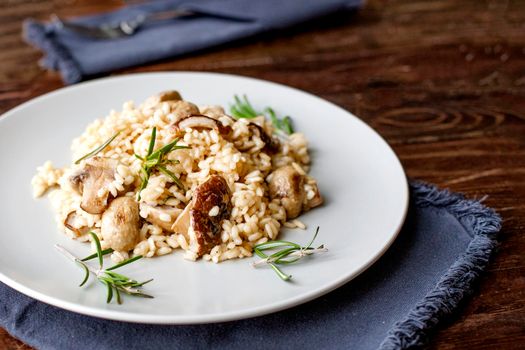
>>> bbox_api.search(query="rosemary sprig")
[229,94,294,135]
[135,127,190,200]
[74,132,120,164]
[55,232,153,304]
[252,227,327,281]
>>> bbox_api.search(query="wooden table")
[1,0,523,348]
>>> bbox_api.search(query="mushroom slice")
[101,197,140,251]
[171,201,193,235]
[249,124,279,154]
[171,114,232,138]
[140,203,183,231]
[69,171,87,194]
[64,212,89,237]
[171,175,232,257]
[268,165,306,219]
[69,157,119,214]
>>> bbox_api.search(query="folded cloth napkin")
[23,0,362,84]
[0,181,500,349]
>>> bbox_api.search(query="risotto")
[32,91,323,263]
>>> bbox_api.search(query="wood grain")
[0,0,524,348]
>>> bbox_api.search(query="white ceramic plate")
[0,72,407,324]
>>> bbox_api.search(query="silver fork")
[51,9,252,39]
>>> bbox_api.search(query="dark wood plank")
[0,328,32,350]
[0,0,524,348]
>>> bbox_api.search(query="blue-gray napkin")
[0,181,500,349]
[23,0,362,84]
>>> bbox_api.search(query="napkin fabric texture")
[23,0,363,84]
[0,181,500,349]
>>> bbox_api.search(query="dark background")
[1,0,524,348]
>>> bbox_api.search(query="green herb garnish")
[81,248,114,262]
[135,127,189,200]
[74,132,120,164]
[55,232,153,304]
[265,107,294,135]
[230,94,294,135]
[252,227,327,281]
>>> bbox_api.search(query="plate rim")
[0,71,409,324]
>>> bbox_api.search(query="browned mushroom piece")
[156,90,183,102]
[268,165,305,219]
[306,181,324,210]
[171,175,232,257]
[64,212,89,237]
[144,90,182,106]
[140,203,183,231]
[199,105,227,119]
[169,101,200,120]
[69,157,119,214]
[171,114,232,138]
[143,91,199,121]
[101,197,140,251]
[248,124,280,154]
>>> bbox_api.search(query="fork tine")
[50,14,126,39]
[50,14,64,29]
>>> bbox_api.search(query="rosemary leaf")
[116,286,154,298]
[148,138,182,159]
[129,278,154,288]
[81,248,114,262]
[144,158,160,168]
[267,246,299,262]
[281,116,294,134]
[230,105,244,119]
[269,263,292,281]
[105,270,131,281]
[102,278,135,287]
[265,108,280,128]
[106,255,143,271]
[305,226,320,250]
[254,240,301,251]
[253,247,266,259]
[157,165,185,190]
[74,132,120,164]
[103,280,113,303]
[234,95,253,117]
[136,167,151,201]
[241,95,259,116]
[147,127,157,156]
[273,256,302,265]
[115,286,122,305]
[89,232,104,269]
[77,261,90,287]
[140,166,150,179]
